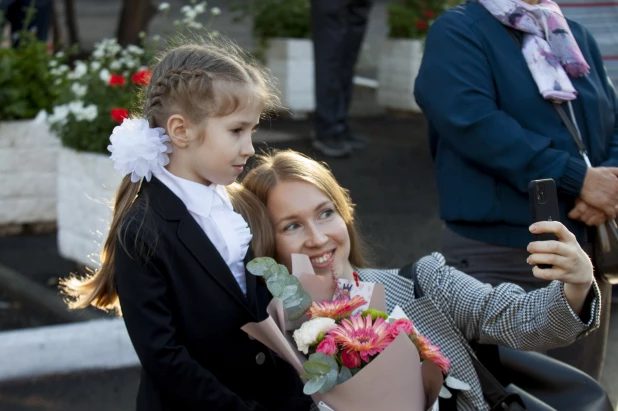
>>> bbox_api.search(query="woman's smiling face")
[267,180,354,279]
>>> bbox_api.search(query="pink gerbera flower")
[413,334,451,374]
[308,295,367,320]
[330,315,394,363]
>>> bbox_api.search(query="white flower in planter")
[67,61,88,80]
[71,83,87,98]
[110,60,122,71]
[211,7,221,16]
[48,105,70,126]
[158,2,170,11]
[90,61,101,71]
[99,68,111,83]
[194,2,206,14]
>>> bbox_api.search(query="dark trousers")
[1,0,52,46]
[441,226,612,382]
[310,0,372,139]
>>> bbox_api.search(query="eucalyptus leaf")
[309,353,339,371]
[319,369,338,394]
[246,257,278,277]
[303,374,327,395]
[279,282,298,301]
[300,373,317,381]
[287,292,312,320]
[283,295,303,308]
[336,366,353,384]
[303,360,330,375]
[266,271,288,297]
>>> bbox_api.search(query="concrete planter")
[0,119,59,225]
[377,39,424,113]
[57,147,122,268]
[265,38,315,117]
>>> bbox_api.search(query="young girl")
[62,39,312,411]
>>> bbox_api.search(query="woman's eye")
[231,128,242,134]
[283,223,299,232]
[320,209,334,219]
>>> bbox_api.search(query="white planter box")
[57,148,122,268]
[266,38,315,116]
[377,39,424,113]
[0,119,59,224]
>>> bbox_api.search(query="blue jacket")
[414,1,618,248]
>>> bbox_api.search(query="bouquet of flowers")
[242,255,447,411]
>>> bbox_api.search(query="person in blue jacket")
[414,0,618,381]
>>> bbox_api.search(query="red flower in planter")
[416,20,429,31]
[109,74,126,86]
[132,69,152,85]
[111,108,130,123]
[423,10,435,19]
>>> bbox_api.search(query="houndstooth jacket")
[357,252,601,411]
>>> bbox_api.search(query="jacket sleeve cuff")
[556,279,601,337]
[557,157,588,197]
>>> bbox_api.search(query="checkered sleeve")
[416,252,601,351]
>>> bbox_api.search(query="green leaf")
[283,295,303,308]
[309,352,339,371]
[266,273,287,297]
[299,373,317,380]
[286,291,313,320]
[303,374,327,396]
[303,360,330,375]
[319,369,338,394]
[246,257,278,277]
[336,366,353,384]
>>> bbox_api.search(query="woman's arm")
[115,225,264,411]
[414,10,587,197]
[417,224,600,351]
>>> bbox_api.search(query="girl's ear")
[167,114,190,148]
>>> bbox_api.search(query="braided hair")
[61,37,280,315]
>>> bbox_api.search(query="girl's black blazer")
[115,177,311,411]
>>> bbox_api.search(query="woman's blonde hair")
[61,36,280,314]
[241,149,370,268]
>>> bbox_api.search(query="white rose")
[292,318,337,355]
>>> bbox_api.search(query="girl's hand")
[527,221,593,315]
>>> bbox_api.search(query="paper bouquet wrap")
[241,254,443,411]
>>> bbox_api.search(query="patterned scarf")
[478,0,590,101]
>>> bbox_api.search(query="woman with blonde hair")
[240,149,605,410]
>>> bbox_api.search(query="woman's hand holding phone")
[527,221,593,315]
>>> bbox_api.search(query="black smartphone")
[528,179,561,269]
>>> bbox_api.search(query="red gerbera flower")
[132,69,152,85]
[111,108,129,123]
[109,74,126,86]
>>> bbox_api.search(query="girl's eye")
[320,209,334,219]
[231,128,242,134]
[283,223,299,232]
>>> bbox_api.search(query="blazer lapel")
[177,211,256,319]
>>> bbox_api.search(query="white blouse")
[155,168,252,294]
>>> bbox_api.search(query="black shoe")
[345,133,370,149]
[312,135,352,158]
